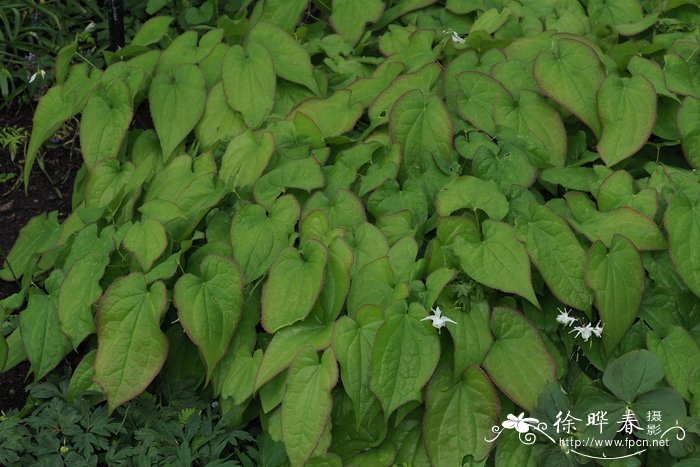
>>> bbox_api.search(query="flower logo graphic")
[502,412,540,433]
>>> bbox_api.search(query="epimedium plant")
[1,0,700,465]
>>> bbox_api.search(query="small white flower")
[592,321,604,338]
[556,307,577,327]
[421,306,457,333]
[442,29,465,44]
[28,69,46,83]
[570,323,595,342]
[502,412,540,433]
[84,21,96,33]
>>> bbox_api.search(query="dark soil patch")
[0,103,82,412]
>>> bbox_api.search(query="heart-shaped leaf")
[261,239,328,333]
[94,274,169,412]
[222,43,275,128]
[483,307,556,411]
[584,235,644,351]
[149,63,206,159]
[597,75,657,166]
[174,255,244,382]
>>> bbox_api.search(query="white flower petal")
[502,420,517,429]
[515,422,530,433]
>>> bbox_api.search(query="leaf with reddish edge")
[94,274,169,413]
[174,255,244,383]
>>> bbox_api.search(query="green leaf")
[67,350,101,400]
[490,59,539,97]
[20,290,70,381]
[494,90,567,168]
[254,158,325,209]
[195,82,246,150]
[447,301,493,376]
[370,308,440,419]
[282,348,338,467]
[436,175,509,220]
[677,96,700,169]
[627,55,677,101]
[375,0,438,28]
[381,29,439,72]
[292,91,364,139]
[602,349,664,402]
[220,130,275,190]
[424,267,456,309]
[140,154,225,241]
[471,144,537,195]
[248,21,319,94]
[131,15,173,46]
[495,429,538,467]
[566,192,667,251]
[453,220,538,307]
[587,0,643,25]
[255,321,334,391]
[80,79,133,168]
[54,44,77,84]
[56,225,114,348]
[24,86,77,189]
[231,196,299,283]
[84,159,134,209]
[663,54,700,98]
[0,336,7,373]
[2,329,25,372]
[149,63,206,158]
[470,7,511,34]
[647,326,700,400]
[122,219,168,271]
[222,43,275,128]
[455,71,512,134]
[389,90,453,175]
[258,0,309,32]
[483,307,556,411]
[174,255,243,382]
[516,203,592,312]
[347,257,396,318]
[0,211,61,281]
[423,365,499,464]
[664,192,700,297]
[596,170,658,218]
[368,180,428,226]
[584,235,644,351]
[304,190,367,231]
[347,62,404,109]
[94,274,169,412]
[220,349,263,405]
[261,240,328,333]
[597,75,657,166]
[314,236,354,322]
[333,307,384,427]
[539,166,601,193]
[533,38,604,137]
[58,254,107,347]
[632,387,688,442]
[331,0,384,45]
[156,30,198,73]
[368,63,441,127]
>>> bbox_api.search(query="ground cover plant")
[1,0,700,465]
[0,374,280,466]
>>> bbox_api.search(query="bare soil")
[0,103,82,412]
